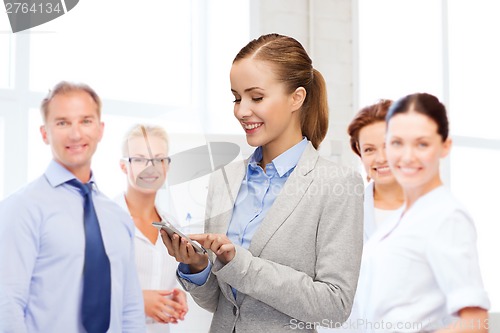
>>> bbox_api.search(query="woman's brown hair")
[347,99,392,157]
[233,33,328,149]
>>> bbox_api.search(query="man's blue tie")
[68,179,111,333]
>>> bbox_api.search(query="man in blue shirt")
[0,81,145,332]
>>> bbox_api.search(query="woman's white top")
[115,194,179,333]
[328,183,402,332]
[363,182,402,242]
[373,208,398,230]
[355,186,490,332]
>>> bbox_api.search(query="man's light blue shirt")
[0,160,145,333]
[178,138,308,286]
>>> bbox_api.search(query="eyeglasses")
[123,156,171,167]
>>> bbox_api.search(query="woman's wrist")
[188,256,209,273]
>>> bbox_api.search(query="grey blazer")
[178,142,364,333]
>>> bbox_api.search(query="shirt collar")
[44,159,97,189]
[247,137,309,178]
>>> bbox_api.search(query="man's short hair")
[40,81,102,122]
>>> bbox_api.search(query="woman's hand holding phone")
[160,229,237,272]
[160,229,209,273]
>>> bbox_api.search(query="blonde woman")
[116,124,187,332]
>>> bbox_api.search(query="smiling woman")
[116,124,188,333]
[353,93,490,333]
[121,126,169,193]
[347,99,404,242]
[162,33,364,333]
[230,58,305,153]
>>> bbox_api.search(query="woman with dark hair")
[348,99,404,242]
[161,33,364,333]
[356,93,490,332]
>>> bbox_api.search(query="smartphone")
[152,221,207,254]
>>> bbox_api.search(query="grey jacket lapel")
[213,144,318,306]
[208,161,246,305]
[210,160,246,234]
[248,143,318,257]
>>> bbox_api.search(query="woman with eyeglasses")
[115,124,188,333]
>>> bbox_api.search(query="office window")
[29,0,192,107]
[358,0,443,106]
[205,0,251,134]
[2,0,251,198]
[447,1,500,140]
[450,146,500,311]
[27,109,53,182]
[0,35,14,89]
[447,0,500,311]
[0,118,4,198]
